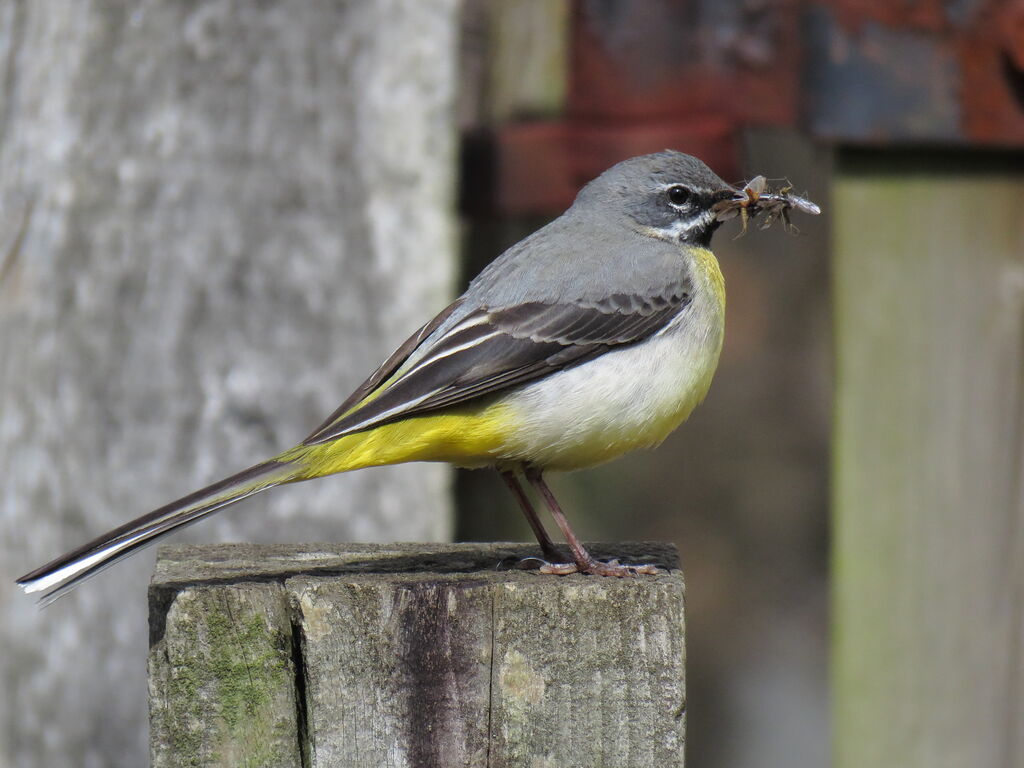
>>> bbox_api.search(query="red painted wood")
[495,119,737,216]
[481,0,1024,215]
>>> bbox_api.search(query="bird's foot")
[511,556,550,571]
[510,543,568,572]
[537,557,661,577]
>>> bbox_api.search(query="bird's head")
[573,150,737,248]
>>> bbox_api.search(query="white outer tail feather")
[17,460,296,604]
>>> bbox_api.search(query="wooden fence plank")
[832,163,1024,768]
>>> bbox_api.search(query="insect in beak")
[712,176,821,235]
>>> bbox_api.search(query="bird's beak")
[711,187,747,222]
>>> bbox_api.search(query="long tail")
[16,459,299,604]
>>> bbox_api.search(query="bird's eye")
[667,185,691,206]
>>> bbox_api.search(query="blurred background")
[1,1,1022,767]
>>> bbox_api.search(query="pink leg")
[523,467,660,577]
[499,470,562,562]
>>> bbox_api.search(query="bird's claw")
[511,556,550,571]
[537,561,581,575]
[536,557,661,577]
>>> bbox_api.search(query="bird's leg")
[523,467,660,577]
[499,470,563,562]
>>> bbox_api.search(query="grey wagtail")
[17,150,819,602]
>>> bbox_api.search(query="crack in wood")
[289,606,312,768]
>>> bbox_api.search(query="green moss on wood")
[153,585,299,768]
[203,609,285,731]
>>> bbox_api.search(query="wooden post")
[0,2,458,764]
[832,156,1024,767]
[149,543,686,767]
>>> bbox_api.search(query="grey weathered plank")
[0,2,458,765]
[150,542,685,768]
[484,0,570,123]
[833,166,1024,768]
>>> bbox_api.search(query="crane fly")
[713,175,820,235]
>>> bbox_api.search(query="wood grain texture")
[291,575,494,767]
[832,168,1024,768]
[0,2,458,766]
[489,576,686,767]
[149,542,686,768]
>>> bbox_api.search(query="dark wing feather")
[304,283,692,445]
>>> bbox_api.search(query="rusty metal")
[804,5,962,141]
[478,0,1024,216]
[493,118,736,215]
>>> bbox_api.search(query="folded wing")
[304,282,693,445]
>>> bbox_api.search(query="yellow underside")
[694,245,726,310]
[281,394,700,478]
[279,400,519,478]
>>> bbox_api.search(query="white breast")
[494,287,725,471]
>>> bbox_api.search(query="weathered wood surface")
[832,164,1024,768]
[0,2,458,766]
[149,543,687,768]
[459,0,569,129]
[483,0,570,124]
